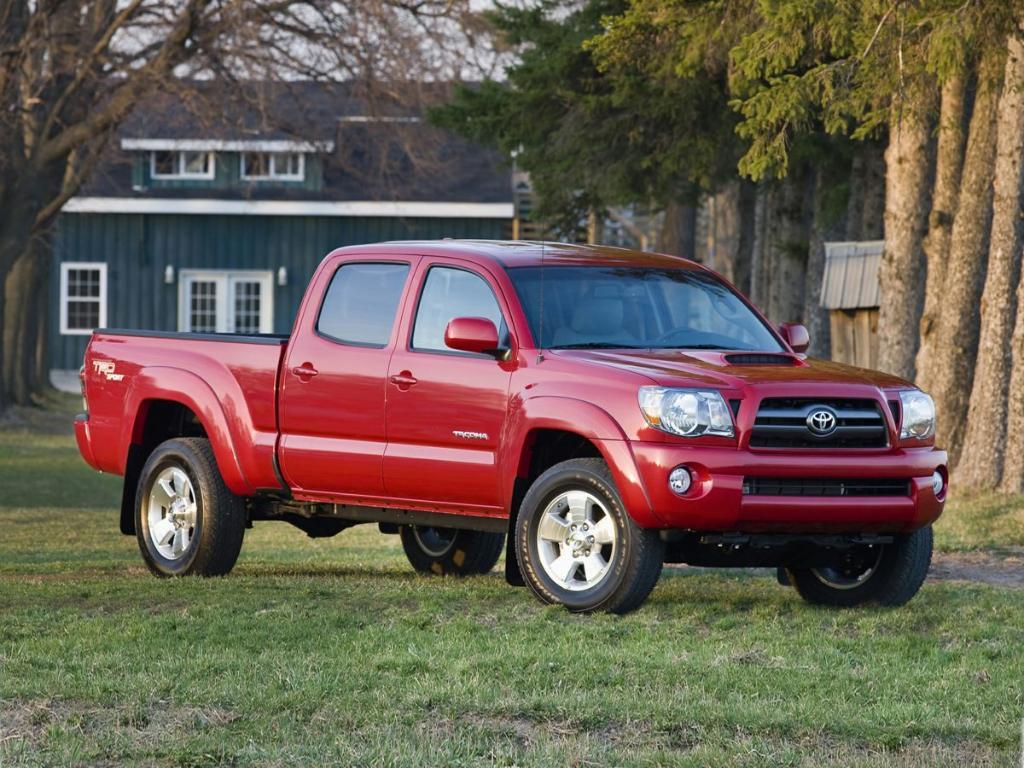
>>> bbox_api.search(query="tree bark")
[930,53,1003,462]
[859,143,887,241]
[707,180,743,284]
[748,184,770,308]
[915,74,968,394]
[4,242,51,404]
[765,169,809,325]
[877,90,935,380]
[958,38,1024,489]
[659,200,697,260]
[1003,277,1024,492]
[806,165,844,358]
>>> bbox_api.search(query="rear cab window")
[317,262,410,346]
[411,266,507,354]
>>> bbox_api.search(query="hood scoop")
[724,353,799,366]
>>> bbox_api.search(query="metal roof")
[821,241,883,310]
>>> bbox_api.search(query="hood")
[549,349,912,392]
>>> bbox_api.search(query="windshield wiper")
[653,344,740,350]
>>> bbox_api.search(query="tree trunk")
[859,142,887,240]
[958,38,1024,489]
[735,181,756,297]
[877,91,935,380]
[1002,277,1024,492]
[765,169,809,325]
[659,200,697,260]
[930,54,1003,462]
[32,252,51,395]
[3,253,36,405]
[806,170,826,356]
[707,180,743,284]
[915,74,968,394]
[749,184,770,308]
[4,243,51,404]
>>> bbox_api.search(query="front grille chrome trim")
[750,398,889,449]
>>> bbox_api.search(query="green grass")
[1,403,1023,766]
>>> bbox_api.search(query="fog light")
[669,466,692,495]
[931,470,945,497]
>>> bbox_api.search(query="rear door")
[383,259,516,512]
[278,256,417,498]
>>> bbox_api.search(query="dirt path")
[667,550,1024,589]
[927,550,1024,589]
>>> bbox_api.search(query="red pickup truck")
[76,240,946,613]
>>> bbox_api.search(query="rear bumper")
[74,413,101,471]
[630,442,947,533]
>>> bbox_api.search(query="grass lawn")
[1,400,1023,767]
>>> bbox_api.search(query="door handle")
[389,372,418,388]
[292,363,319,379]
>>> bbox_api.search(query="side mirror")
[445,316,502,357]
[779,322,810,353]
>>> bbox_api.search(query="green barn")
[49,83,513,389]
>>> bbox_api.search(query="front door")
[179,270,274,333]
[278,257,416,498]
[384,261,515,513]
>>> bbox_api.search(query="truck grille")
[742,477,910,497]
[750,398,888,448]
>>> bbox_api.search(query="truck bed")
[78,329,289,495]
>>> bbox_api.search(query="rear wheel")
[788,525,933,607]
[135,437,246,577]
[399,525,504,576]
[515,458,663,614]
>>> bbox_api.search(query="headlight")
[899,390,935,440]
[638,387,734,438]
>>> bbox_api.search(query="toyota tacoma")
[76,241,946,613]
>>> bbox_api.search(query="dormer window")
[151,150,215,180]
[240,152,304,181]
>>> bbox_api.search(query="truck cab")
[76,241,947,613]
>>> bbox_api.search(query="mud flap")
[776,566,792,586]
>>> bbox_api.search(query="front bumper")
[630,442,947,533]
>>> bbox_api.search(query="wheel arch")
[119,372,254,534]
[501,397,659,532]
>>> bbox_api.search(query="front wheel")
[399,525,504,576]
[788,525,933,607]
[135,437,246,577]
[515,458,664,614]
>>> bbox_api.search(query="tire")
[399,525,504,576]
[515,458,663,614]
[788,525,933,607]
[135,437,246,577]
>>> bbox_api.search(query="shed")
[820,241,883,369]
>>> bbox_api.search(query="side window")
[412,267,504,353]
[317,262,410,346]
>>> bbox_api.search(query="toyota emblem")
[806,408,838,436]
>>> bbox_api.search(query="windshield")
[507,266,783,351]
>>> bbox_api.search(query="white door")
[179,270,274,333]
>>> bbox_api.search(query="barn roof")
[73,80,513,208]
[821,241,883,310]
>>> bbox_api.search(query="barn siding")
[50,211,508,371]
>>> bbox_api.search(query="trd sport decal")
[92,360,125,382]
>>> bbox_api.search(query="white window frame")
[177,269,274,334]
[59,262,108,335]
[240,151,305,182]
[150,150,216,180]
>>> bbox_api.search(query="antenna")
[537,240,546,363]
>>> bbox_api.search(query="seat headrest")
[572,298,624,336]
